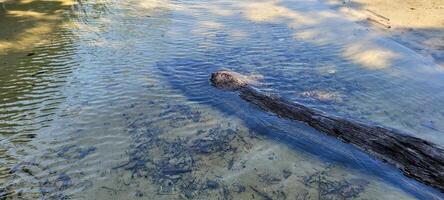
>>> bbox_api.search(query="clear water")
[1,0,444,199]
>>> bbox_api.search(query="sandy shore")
[328,0,444,67]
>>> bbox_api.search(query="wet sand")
[328,0,444,66]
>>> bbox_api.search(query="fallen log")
[210,70,444,192]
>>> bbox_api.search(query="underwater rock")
[210,70,444,192]
[205,180,219,190]
[282,169,292,179]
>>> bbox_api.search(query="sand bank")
[328,0,444,66]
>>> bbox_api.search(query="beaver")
[210,70,261,91]
[210,70,444,192]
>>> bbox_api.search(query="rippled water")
[1,0,444,199]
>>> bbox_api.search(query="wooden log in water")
[210,70,444,192]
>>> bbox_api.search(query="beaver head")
[210,71,250,91]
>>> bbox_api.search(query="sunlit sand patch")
[316,10,340,19]
[229,29,248,40]
[134,0,186,12]
[204,3,235,17]
[338,7,370,22]
[199,20,224,29]
[137,0,169,10]
[292,28,337,45]
[14,0,75,6]
[69,22,100,34]
[240,1,283,22]
[293,29,323,41]
[324,0,343,6]
[0,21,55,54]
[238,0,317,25]
[344,43,398,69]
[331,0,444,67]
[336,0,444,29]
[7,10,56,19]
[191,20,224,37]
[300,90,343,103]
[316,64,337,75]
[190,20,227,49]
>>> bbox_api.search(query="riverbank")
[0,0,75,67]
[328,0,444,67]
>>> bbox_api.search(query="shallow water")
[1,0,444,199]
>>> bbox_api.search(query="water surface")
[1,0,444,199]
